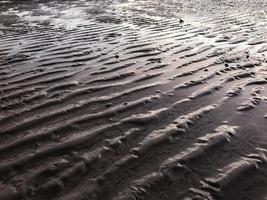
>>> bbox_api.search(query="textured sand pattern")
[0,0,267,200]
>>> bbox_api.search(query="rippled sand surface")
[0,0,267,199]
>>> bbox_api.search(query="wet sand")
[0,0,267,199]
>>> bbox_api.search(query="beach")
[0,0,267,199]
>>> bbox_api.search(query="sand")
[0,0,267,199]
